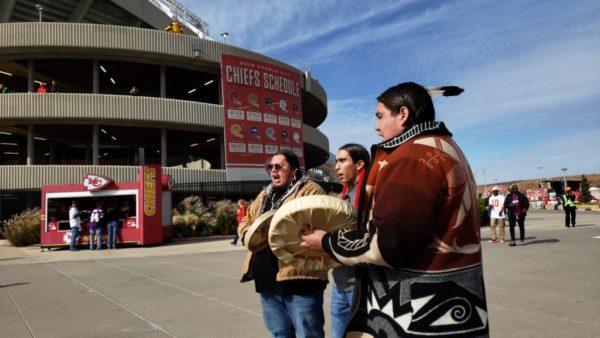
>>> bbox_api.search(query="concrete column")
[85,144,91,164]
[160,65,166,98]
[49,143,55,164]
[161,128,167,167]
[28,59,35,92]
[26,124,34,165]
[219,135,225,169]
[138,147,145,165]
[92,125,99,165]
[92,59,99,93]
[217,78,222,104]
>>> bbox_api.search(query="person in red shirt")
[231,199,247,245]
[36,83,47,94]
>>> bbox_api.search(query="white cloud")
[180,0,600,182]
[440,36,600,133]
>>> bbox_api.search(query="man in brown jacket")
[302,82,489,337]
[238,149,327,338]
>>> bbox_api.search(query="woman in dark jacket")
[503,184,530,246]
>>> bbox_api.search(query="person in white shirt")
[487,186,506,243]
[69,200,81,251]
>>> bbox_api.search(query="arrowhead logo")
[82,174,113,191]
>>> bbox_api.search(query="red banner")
[221,54,304,180]
[138,165,162,245]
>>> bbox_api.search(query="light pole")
[561,168,568,191]
[537,166,544,188]
[482,168,487,195]
[35,4,44,22]
[220,32,229,43]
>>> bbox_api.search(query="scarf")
[260,175,310,214]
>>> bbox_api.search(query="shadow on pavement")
[525,238,559,245]
[0,282,31,288]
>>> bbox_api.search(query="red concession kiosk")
[40,165,173,250]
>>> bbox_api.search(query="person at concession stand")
[69,200,81,251]
[301,82,489,337]
[238,150,328,338]
[89,203,104,250]
[105,204,119,249]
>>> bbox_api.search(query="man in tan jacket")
[238,149,327,338]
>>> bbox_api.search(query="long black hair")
[377,82,435,129]
[338,143,370,169]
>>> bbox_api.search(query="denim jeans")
[89,228,102,250]
[259,292,324,338]
[107,221,118,248]
[331,285,353,338]
[70,227,79,250]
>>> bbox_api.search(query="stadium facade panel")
[0,1,330,218]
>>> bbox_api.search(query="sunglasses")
[266,163,286,172]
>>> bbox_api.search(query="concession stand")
[40,165,173,250]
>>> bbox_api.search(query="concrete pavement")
[1,210,599,337]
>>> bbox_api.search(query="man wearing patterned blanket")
[301,82,489,337]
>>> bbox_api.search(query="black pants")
[508,215,525,241]
[564,206,576,227]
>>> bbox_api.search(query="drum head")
[269,195,356,271]
[244,209,276,252]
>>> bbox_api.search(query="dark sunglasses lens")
[266,164,282,171]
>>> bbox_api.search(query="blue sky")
[180,0,600,185]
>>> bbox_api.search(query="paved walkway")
[1,210,599,337]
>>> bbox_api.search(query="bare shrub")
[2,208,41,246]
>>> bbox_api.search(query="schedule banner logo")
[221,54,304,181]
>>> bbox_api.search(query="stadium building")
[0,0,331,219]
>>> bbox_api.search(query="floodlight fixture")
[35,4,44,22]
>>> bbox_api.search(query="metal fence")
[1,180,342,221]
[172,180,343,200]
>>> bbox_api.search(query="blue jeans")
[70,227,79,250]
[331,285,353,338]
[259,292,324,338]
[107,221,118,248]
[89,228,102,250]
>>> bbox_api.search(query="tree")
[579,175,592,203]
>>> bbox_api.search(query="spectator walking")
[231,199,247,245]
[562,186,577,227]
[488,186,506,243]
[503,184,529,246]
